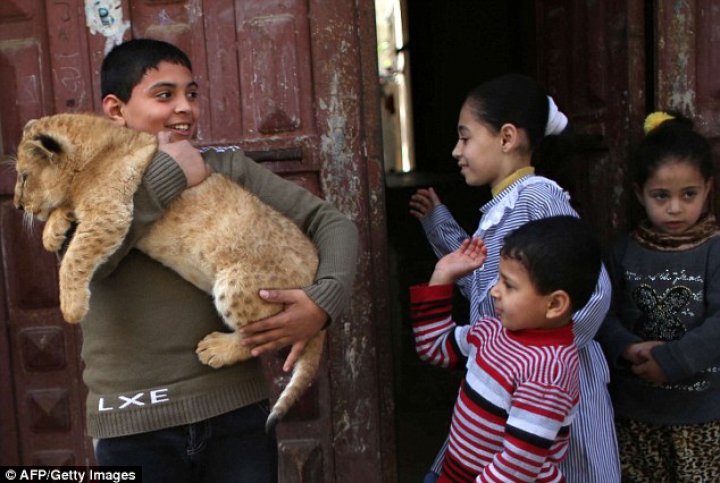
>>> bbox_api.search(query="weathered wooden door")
[655,1,720,215]
[534,0,648,239]
[535,1,720,239]
[0,1,395,482]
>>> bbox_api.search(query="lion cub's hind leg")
[195,266,282,368]
[195,331,249,369]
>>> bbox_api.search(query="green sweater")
[82,148,358,438]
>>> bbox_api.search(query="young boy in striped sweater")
[411,216,602,482]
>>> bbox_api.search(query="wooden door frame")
[0,0,397,481]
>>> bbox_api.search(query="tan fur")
[13,112,322,429]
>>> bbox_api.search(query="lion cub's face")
[14,125,73,222]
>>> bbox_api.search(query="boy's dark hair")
[500,216,601,313]
[633,111,713,188]
[101,38,193,102]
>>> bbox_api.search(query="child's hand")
[238,289,327,372]
[157,132,211,188]
[630,341,668,383]
[429,237,487,286]
[410,187,442,220]
[621,342,649,365]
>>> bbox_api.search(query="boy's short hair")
[100,38,193,102]
[501,216,601,312]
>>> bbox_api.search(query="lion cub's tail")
[266,329,326,432]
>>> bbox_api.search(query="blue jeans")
[95,402,278,483]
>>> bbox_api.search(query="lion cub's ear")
[28,133,66,164]
[23,119,37,132]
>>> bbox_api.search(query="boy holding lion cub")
[79,38,358,482]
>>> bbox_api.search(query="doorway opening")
[375,2,536,481]
[375,0,415,174]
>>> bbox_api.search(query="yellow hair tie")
[644,112,674,134]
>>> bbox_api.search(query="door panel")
[0,205,92,466]
[657,1,720,215]
[0,0,90,467]
[535,0,645,238]
[537,1,719,236]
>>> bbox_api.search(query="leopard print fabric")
[616,418,720,482]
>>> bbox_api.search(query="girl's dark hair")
[465,74,577,194]
[634,112,713,187]
[501,215,601,313]
[465,74,551,151]
[101,38,193,102]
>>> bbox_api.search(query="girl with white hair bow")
[409,74,620,483]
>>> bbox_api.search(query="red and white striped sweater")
[411,283,580,483]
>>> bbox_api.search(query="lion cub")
[13,112,322,430]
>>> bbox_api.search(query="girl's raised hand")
[410,187,442,220]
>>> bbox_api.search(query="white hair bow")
[545,96,568,135]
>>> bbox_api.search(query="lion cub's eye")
[20,173,28,185]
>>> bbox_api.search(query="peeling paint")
[669,90,695,114]
[335,405,371,453]
[342,332,369,383]
[185,0,203,23]
[84,0,130,55]
[320,72,362,219]
[158,9,173,25]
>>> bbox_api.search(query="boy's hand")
[157,132,211,188]
[430,237,486,286]
[239,289,328,372]
[410,187,442,220]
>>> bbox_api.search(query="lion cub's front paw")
[196,331,251,368]
[60,288,89,324]
[43,211,76,252]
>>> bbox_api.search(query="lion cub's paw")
[43,210,76,252]
[196,331,252,368]
[60,288,89,324]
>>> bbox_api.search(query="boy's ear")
[102,95,128,126]
[545,290,571,320]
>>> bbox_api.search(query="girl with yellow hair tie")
[598,111,720,481]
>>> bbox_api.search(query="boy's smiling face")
[104,61,199,141]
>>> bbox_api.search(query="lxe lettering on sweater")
[98,389,170,411]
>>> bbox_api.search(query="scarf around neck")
[631,213,720,251]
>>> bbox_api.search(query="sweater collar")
[506,322,574,346]
[491,166,535,197]
[481,168,536,216]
